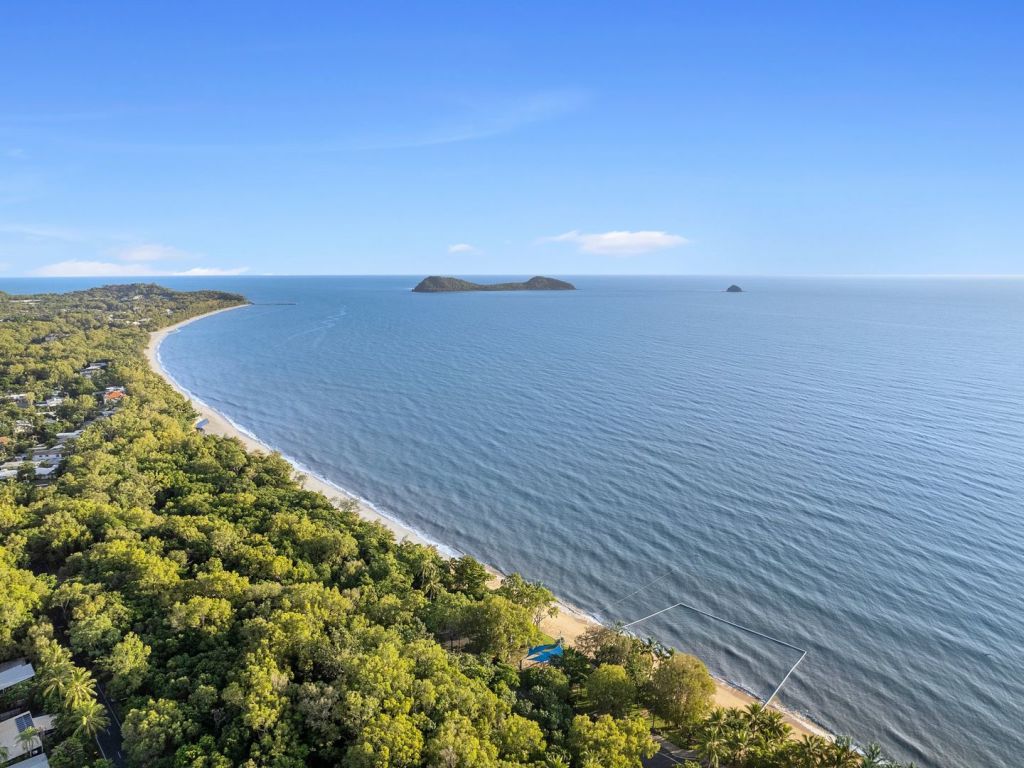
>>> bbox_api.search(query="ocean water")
[7,276,1023,766]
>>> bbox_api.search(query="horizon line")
[5,272,1024,280]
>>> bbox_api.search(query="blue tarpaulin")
[525,642,563,664]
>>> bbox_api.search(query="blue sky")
[1,2,1022,277]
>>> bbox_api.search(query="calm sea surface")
[7,276,1023,766]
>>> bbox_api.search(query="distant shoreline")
[145,304,829,740]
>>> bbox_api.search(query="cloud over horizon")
[32,259,248,277]
[448,243,478,254]
[541,229,688,256]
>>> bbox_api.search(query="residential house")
[36,395,65,410]
[80,361,108,378]
[0,658,35,692]
[0,711,55,763]
[0,461,25,480]
[30,446,64,462]
[0,661,52,763]
[13,753,51,767]
[103,390,126,405]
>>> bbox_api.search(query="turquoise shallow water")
[8,275,1024,766]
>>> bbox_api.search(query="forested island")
[412,276,576,292]
[0,285,908,767]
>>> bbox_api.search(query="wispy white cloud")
[32,260,247,277]
[540,229,688,256]
[3,225,244,276]
[174,266,248,276]
[364,89,589,150]
[33,260,156,277]
[448,243,479,254]
[71,90,589,155]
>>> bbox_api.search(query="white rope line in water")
[607,566,681,609]
[621,599,807,708]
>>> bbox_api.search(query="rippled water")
[14,275,1021,766]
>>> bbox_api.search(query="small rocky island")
[725,284,744,293]
[413,276,576,293]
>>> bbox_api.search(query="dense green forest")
[0,285,910,768]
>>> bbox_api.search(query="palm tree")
[753,708,790,744]
[415,556,442,599]
[696,728,729,768]
[71,698,110,739]
[720,708,745,729]
[16,725,41,756]
[65,666,97,709]
[861,742,886,768]
[791,734,830,768]
[40,661,73,706]
[723,726,752,767]
[745,702,766,724]
[704,708,730,732]
[827,736,863,768]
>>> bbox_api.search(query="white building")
[30,446,64,462]
[0,658,34,691]
[0,712,54,762]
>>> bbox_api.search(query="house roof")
[17,753,51,768]
[103,390,126,400]
[0,658,34,690]
[0,711,35,757]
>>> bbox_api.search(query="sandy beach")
[146,306,829,740]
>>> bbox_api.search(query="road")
[93,680,126,767]
[643,733,696,767]
[50,607,126,766]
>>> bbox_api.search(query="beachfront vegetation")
[0,285,914,768]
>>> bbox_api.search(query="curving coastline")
[145,305,830,740]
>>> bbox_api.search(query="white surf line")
[621,599,807,708]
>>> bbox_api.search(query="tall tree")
[69,698,110,739]
[585,663,636,717]
[568,713,658,768]
[65,666,98,709]
[647,653,715,730]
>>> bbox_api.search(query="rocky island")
[726,284,744,293]
[413,275,576,292]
